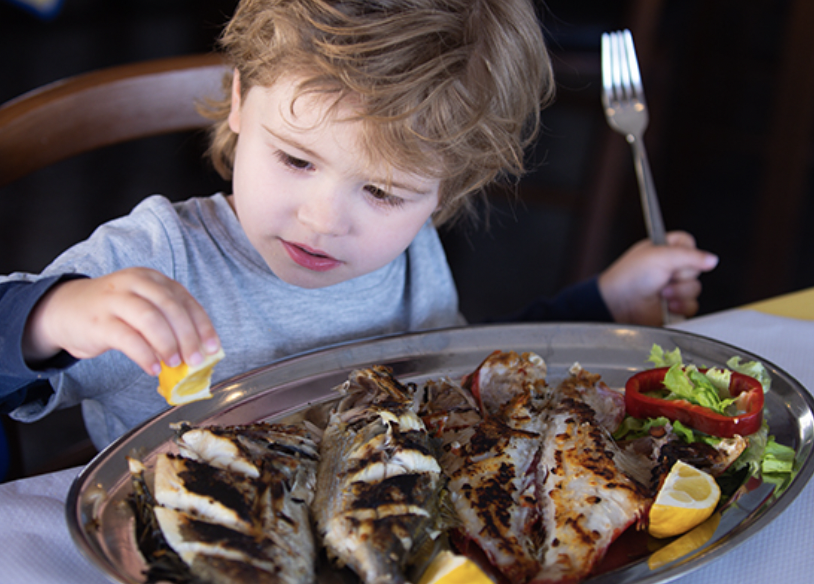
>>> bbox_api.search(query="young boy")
[0,0,717,450]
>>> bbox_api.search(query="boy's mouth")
[281,240,342,272]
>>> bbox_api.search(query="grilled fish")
[438,352,551,582]
[426,352,649,584]
[532,366,649,583]
[132,422,319,584]
[446,394,550,582]
[313,366,446,584]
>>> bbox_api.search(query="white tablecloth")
[0,309,812,584]
[0,465,109,584]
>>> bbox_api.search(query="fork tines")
[601,30,647,116]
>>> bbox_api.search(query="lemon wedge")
[648,460,721,539]
[157,347,225,406]
[648,511,721,569]
[417,551,493,584]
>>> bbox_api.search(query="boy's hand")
[22,267,221,376]
[597,231,719,326]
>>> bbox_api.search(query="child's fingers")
[662,231,718,277]
[25,269,219,375]
[667,296,700,318]
[662,278,702,318]
[669,263,708,283]
[662,247,719,282]
[177,290,221,356]
[114,298,186,371]
[115,269,220,369]
[662,278,702,302]
[101,317,166,376]
[665,230,697,249]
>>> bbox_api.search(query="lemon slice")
[648,460,721,539]
[157,347,225,406]
[417,551,493,584]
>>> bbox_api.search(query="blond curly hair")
[202,0,554,226]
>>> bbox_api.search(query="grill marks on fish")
[154,454,259,533]
[534,371,648,583]
[444,360,552,583]
[313,366,445,584]
[152,506,292,584]
[130,422,319,584]
[426,352,649,584]
[173,422,319,478]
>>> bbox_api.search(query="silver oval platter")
[66,323,814,584]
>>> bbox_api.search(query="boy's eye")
[364,185,405,208]
[277,151,313,170]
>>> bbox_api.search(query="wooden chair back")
[0,53,229,188]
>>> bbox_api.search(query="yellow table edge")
[741,287,814,320]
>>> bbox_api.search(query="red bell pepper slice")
[624,367,764,438]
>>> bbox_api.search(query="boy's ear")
[227,68,242,134]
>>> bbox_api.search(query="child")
[0,0,717,450]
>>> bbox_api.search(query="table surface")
[741,286,814,320]
[2,291,814,584]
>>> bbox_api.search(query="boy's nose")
[297,188,351,237]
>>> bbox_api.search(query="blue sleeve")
[0,275,86,413]
[493,276,614,323]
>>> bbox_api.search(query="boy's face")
[227,74,441,289]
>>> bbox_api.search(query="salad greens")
[617,344,797,495]
[662,365,737,415]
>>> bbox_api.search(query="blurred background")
[1,0,813,478]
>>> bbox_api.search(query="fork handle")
[626,134,678,325]
[627,134,666,245]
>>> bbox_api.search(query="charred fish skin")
[153,505,298,584]
[532,372,649,584]
[153,453,260,533]
[127,457,193,583]
[445,389,551,583]
[314,367,445,584]
[141,422,319,584]
[172,422,320,480]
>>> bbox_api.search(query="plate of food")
[65,323,814,584]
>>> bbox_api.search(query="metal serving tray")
[65,323,814,584]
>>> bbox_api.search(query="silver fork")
[601,29,673,325]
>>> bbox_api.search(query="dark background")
[1,0,813,478]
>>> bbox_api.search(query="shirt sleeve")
[0,275,86,412]
[492,276,614,323]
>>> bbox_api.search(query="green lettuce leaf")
[726,356,772,392]
[635,346,795,497]
[762,436,796,475]
[670,419,696,443]
[671,420,721,446]
[703,367,732,396]
[660,364,736,414]
[647,344,683,368]
[732,422,768,476]
[612,416,670,441]
[735,427,797,496]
